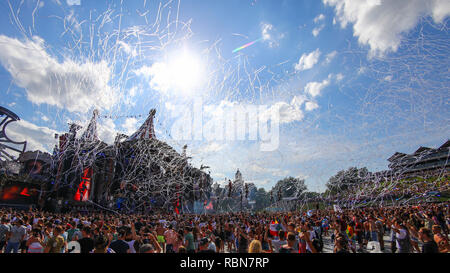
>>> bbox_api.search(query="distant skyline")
[0,0,448,192]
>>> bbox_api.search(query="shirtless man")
[368,216,378,242]
[164,225,178,253]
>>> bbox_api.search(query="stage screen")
[0,183,39,204]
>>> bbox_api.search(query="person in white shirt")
[392,220,411,253]
[270,230,287,253]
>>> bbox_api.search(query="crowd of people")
[325,173,449,204]
[0,202,448,254]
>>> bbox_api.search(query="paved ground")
[321,234,423,253]
[223,233,428,253]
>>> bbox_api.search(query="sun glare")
[167,49,204,94]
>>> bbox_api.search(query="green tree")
[326,167,369,194]
[299,191,321,199]
[271,176,307,200]
[254,188,270,211]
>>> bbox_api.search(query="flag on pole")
[269,221,280,237]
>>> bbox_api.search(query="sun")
[167,49,204,94]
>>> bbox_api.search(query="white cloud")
[285,136,358,163]
[304,77,331,97]
[7,119,59,154]
[0,35,118,113]
[305,101,319,111]
[336,73,344,81]
[324,0,450,55]
[295,49,321,71]
[314,14,326,23]
[324,50,337,64]
[134,63,170,92]
[290,95,307,108]
[260,102,304,124]
[252,179,271,186]
[201,99,303,134]
[296,173,309,180]
[312,25,325,37]
[96,119,118,145]
[248,163,289,177]
[64,116,119,145]
[261,23,273,41]
[67,0,81,5]
[196,142,224,154]
[121,117,138,136]
[260,23,283,48]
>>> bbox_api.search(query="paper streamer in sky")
[232,38,262,53]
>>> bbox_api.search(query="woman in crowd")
[0,202,448,253]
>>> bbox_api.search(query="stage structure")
[110,109,212,213]
[0,106,27,161]
[48,108,212,213]
[0,106,49,207]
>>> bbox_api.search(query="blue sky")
[0,0,448,192]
